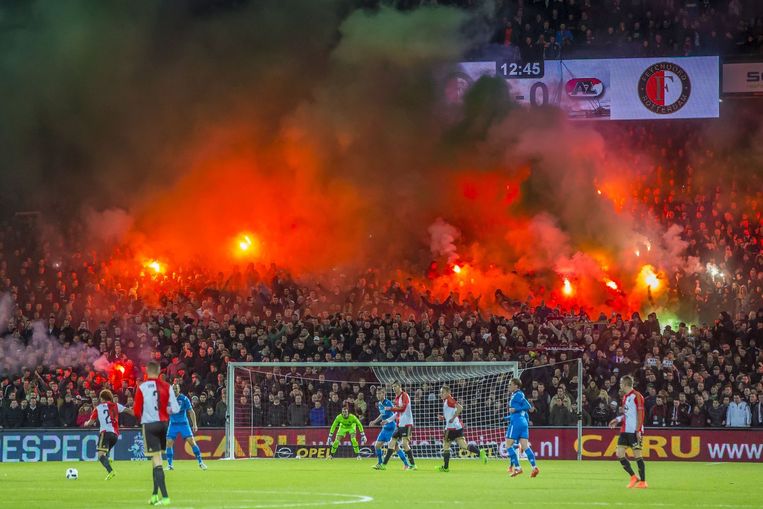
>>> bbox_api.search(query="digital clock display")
[497,60,545,79]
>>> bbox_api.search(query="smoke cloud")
[0,0,737,316]
[0,294,104,375]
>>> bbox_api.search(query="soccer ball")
[65,468,79,480]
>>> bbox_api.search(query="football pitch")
[2,459,759,509]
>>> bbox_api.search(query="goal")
[225,362,519,460]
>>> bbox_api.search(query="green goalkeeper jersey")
[329,413,364,435]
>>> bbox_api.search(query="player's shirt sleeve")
[351,415,364,433]
[635,392,645,431]
[168,385,181,414]
[117,403,126,413]
[329,414,341,434]
[134,384,144,421]
[89,409,97,422]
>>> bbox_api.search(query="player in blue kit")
[369,386,409,470]
[166,384,207,471]
[505,378,539,478]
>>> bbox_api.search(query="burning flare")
[562,278,574,296]
[233,232,261,258]
[144,259,165,274]
[639,265,660,290]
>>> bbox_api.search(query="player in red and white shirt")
[134,361,180,506]
[437,386,487,472]
[84,389,133,480]
[609,375,647,489]
[382,381,416,469]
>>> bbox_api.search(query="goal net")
[225,362,518,460]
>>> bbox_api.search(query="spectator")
[549,397,576,426]
[287,395,309,426]
[198,406,219,427]
[648,396,667,427]
[215,393,227,426]
[39,396,61,427]
[251,395,265,427]
[3,400,22,428]
[751,393,763,428]
[76,403,92,427]
[326,393,342,419]
[668,399,690,427]
[726,395,752,427]
[121,396,138,427]
[310,400,327,427]
[689,405,707,427]
[591,400,613,426]
[267,397,287,427]
[707,399,726,427]
[23,399,41,428]
[59,394,78,427]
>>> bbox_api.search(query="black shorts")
[392,426,411,440]
[617,432,643,450]
[142,421,168,454]
[444,428,464,441]
[97,431,118,453]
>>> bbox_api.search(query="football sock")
[383,449,394,465]
[405,448,416,466]
[330,440,340,456]
[154,466,168,498]
[396,449,409,467]
[99,455,113,473]
[351,438,359,455]
[152,466,159,495]
[507,446,519,468]
[525,447,537,467]
[375,447,383,464]
[620,458,636,477]
[191,444,202,463]
[166,446,174,467]
[636,459,645,481]
[443,451,451,469]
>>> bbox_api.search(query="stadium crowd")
[488,0,763,59]
[0,123,760,430]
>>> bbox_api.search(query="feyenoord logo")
[638,62,691,114]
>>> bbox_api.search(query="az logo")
[565,78,605,98]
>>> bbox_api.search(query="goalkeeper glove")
[326,437,332,446]
[360,433,367,445]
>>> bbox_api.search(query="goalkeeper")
[327,406,367,459]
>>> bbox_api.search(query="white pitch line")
[214,491,373,509]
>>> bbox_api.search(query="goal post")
[225,361,519,460]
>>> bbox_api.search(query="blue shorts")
[167,423,194,440]
[376,424,396,444]
[506,422,529,441]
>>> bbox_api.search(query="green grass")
[1,459,759,509]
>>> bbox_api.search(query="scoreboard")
[445,56,720,120]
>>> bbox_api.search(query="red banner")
[173,427,763,462]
